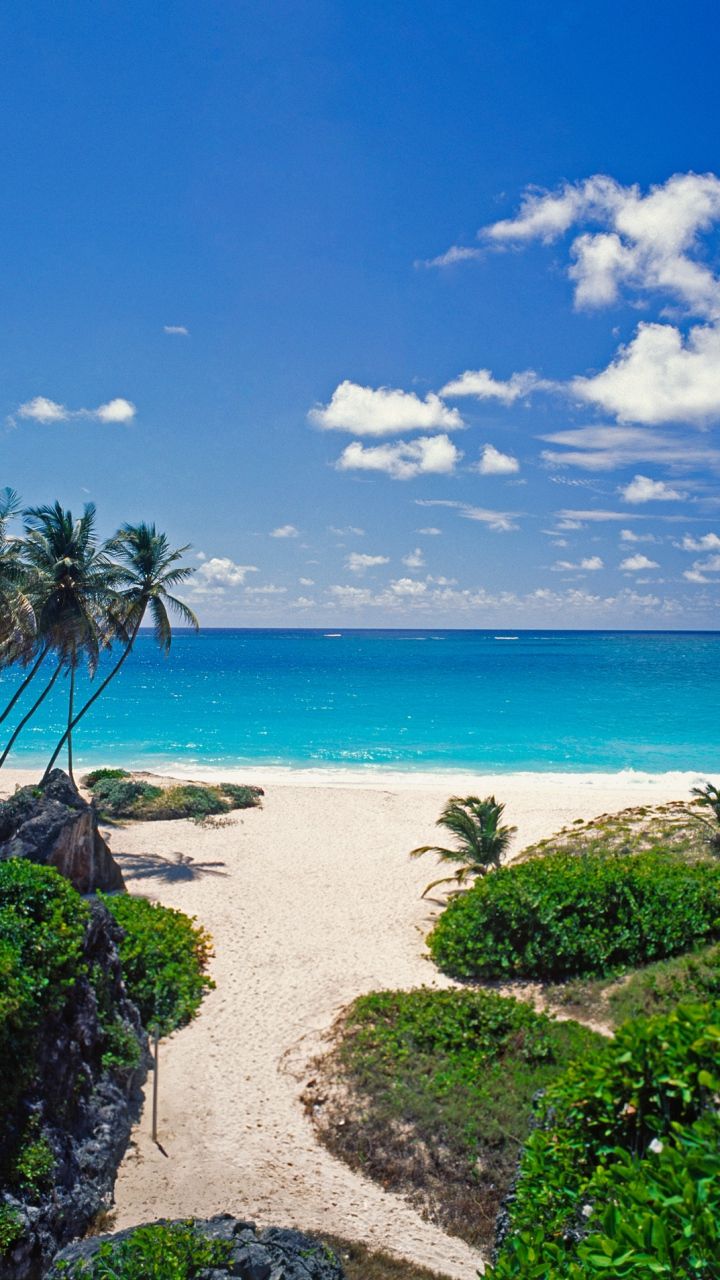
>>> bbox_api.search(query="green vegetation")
[53,1221,233,1278]
[314,988,599,1247]
[487,1001,720,1279]
[0,1204,23,1253]
[428,848,720,981]
[550,942,720,1028]
[690,780,720,851]
[85,772,262,821]
[518,798,714,864]
[101,894,214,1035]
[0,491,198,780]
[410,795,516,897]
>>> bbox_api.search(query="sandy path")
[2,768,710,1277]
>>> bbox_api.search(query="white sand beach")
[1,767,713,1277]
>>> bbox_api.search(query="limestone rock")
[0,769,124,893]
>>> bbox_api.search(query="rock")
[0,899,148,1280]
[0,770,124,893]
[50,1216,345,1280]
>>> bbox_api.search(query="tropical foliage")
[689,780,720,851]
[0,491,197,779]
[409,795,516,896]
[428,847,720,980]
[84,771,262,821]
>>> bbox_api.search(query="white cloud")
[419,244,483,268]
[558,508,643,523]
[95,398,136,423]
[16,395,136,425]
[684,569,710,583]
[416,526,442,535]
[164,325,189,335]
[299,576,315,585]
[440,369,540,403]
[695,553,720,571]
[482,173,720,318]
[402,548,425,568]
[683,553,720,583]
[620,554,660,571]
[337,434,461,479]
[476,443,520,475]
[17,396,69,423]
[541,423,720,472]
[270,524,299,538]
[620,528,657,543]
[553,556,604,572]
[416,498,519,532]
[309,380,463,436]
[195,558,259,588]
[390,577,427,596]
[573,322,720,425]
[245,584,287,595]
[346,552,390,572]
[328,525,365,536]
[620,475,685,503]
[677,532,720,551]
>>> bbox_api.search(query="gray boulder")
[0,769,124,893]
[50,1216,346,1280]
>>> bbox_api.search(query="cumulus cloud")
[390,577,427,596]
[620,475,685,503]
[677,532,720,551]
[309,380,463,436]
[245,584,287,595]
[572,322,720,425]
[164,325,189,335]
[440,369,540,403]
[337,434,461,479]
[476,444,520,475]
[416,526,442,535]
[270,524,299,538]
[402,548,425,568]
[17,395,136,425]
[346,552,390,572]
[553,556,604,572]
[299,576,315,585]
[328,525,365,536]
[620,554,660,571]
[195,558,259,588]
[621,528,658,543]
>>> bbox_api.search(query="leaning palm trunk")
[0,661,62,769]
[41,615,142,782]
[0,645,48,725]
[66,654,76,782]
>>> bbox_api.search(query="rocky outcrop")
[50,1216,346,1280]
[0,770,124,893]
[0,900,148,1280]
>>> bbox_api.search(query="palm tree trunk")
[0,661,62,770]
[66,655,76,783]
[41,616,143,783]
[0,646,48,726]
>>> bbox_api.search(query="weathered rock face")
[0,770,124,893]
[0,900,148,1280]
[50,1216,346,1280]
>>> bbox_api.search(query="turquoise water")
[1,629,718,774]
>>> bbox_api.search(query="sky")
[2,0,720,628]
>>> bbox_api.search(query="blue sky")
[3,0,720,627]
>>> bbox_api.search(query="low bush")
[101,894,214,1036]
[428,849,720,981]
[312,988,599,1248]
[488,1000,720,1278]
[607,941,720,1024]
[86,774,262,821]
[53,1221,233,1278]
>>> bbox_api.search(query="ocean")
[1,628,717,775]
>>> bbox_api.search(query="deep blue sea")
[2,629,718,774]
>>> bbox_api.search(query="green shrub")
[608,942,720,1024]
[52,1221,233,1278]
[14,1135,54,1192]
[82,768,130,788]
[0,861,89,1156]
[320,988,599,1247]
[86,775,262,821]
[488,1001,720,1278]
[101,895,214,1036]
[0,1204,22,1253]
[428,850,720,981]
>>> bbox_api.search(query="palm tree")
[4,502,118,780]
[690,782,720,852]
[40,522,198,780]
[0,487,43,717]
[410,795,517,898]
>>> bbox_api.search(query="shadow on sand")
[115,851,228,883]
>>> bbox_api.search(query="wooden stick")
[151,1028,159,1143]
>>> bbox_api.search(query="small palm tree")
[40,522,198,780]
[690,782,720,852]
[410,795,517,898]
[0,487,40,698]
